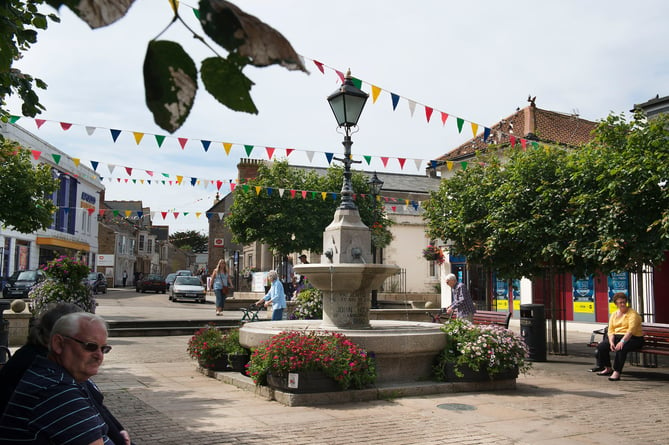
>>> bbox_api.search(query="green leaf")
[201,57,258,114]
[143,40,198,133]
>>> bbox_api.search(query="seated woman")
[591,293,644,381]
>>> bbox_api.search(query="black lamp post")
[367,171,384,308]
[327,69,369,210]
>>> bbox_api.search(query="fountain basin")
[240,320,446,384]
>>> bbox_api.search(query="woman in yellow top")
[592,293,644,381]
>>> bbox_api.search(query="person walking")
[211,259,232,316]
[444,273,476,320]
[256,270,287,321]
[122,270,128,287]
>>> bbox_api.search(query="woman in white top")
[211,259,232,316]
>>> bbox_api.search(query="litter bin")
[520,304,547,362]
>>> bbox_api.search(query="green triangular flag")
[244,145,254,156]
[456,118,464,133]
[363,155,372,165]
[155,135,166,147]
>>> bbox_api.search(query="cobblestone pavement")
[26,290,661,445]
[93,332,668,444]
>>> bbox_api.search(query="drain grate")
[436,403,476,411]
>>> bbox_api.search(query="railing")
[381,268,406,293]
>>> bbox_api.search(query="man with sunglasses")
[0,312,129,445]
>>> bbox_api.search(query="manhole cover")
[436,403,476,411]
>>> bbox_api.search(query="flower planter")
[227,353,250,373]
[199,356,229,371]
[267,371,342,394]
[442,363,519,382]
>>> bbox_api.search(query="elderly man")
[0,312,128,445]
[444,273,476,320]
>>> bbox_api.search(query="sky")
[7,0,669,235]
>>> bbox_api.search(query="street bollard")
[0,300,10,364]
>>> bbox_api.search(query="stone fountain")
[239,71,445,384]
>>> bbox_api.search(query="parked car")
[85,272,107,295]
[2,269,47,299]
[136,274,166,293]
[176,269,193,276]
[165,273,177,291]
[169,275,206,303]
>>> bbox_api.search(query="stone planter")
[227,353,249,373]
[267,371,341,394]
[199,356,229,371]
[442,363,519,382]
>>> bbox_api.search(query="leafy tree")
[0,138,58,233]
[0,0,59,121]
[226,160,392,255]
[170,229,208,253]
[1,0,307,133]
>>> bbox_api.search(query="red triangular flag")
[441,112,449,126]
[286,148,294,157]
[178,138,188,149]
[125,167,132,176]
[35,119,46,129]
[313,60,325,74]
[60,122,72,131]
[398,158,406,169]
[160,212,168,219]
[31,150,41,160]
[425,107,433,123]
[173,212,179,219]
[301,190,307,199]
[381,157,389,167]
[290,189,296,198]
[266,147,275,159]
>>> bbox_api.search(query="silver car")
[169,276,206,303]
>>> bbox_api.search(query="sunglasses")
[63,335,112,354]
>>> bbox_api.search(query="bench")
[429,310,512,329]
[587,322,669,367]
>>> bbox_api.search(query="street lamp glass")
[368,172,384,196]
[327,72,369,127]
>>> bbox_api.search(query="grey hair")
[267,270,278,281]
[29,302,84,347]
[445,273,457,282]
[51,312,108,340]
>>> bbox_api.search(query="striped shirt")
[450,282,477,319]
[0,355,112,445]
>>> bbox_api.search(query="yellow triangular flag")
[321,192,327,200]
[471,123,478,138]
[371,85,381,103]
[133,132,144,145]
[223,142,232,155]
[195,212,202,218]
[176,175,183,184]
[447,161,453,171]
[255,186,262,195]
[124,210,132,218]
[73,158,81,167]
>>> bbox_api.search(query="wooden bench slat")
[431,310,512,329]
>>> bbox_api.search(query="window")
[147,239,153,253]
[139,235,145,251]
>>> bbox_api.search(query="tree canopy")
[225,160,392,255]
[424,112,669,280]
[170,230,208,253]
[0,138,59,233]
[1,0,307,132]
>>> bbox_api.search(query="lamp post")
[367,171,384,308]
[327,69,369,210]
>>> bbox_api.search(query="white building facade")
[1,122,104,282]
